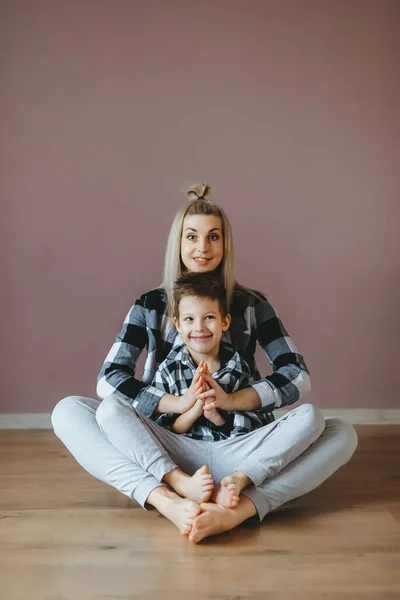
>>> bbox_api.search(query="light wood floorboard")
[0,427,399,600]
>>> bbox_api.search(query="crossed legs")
[52,395,358,543]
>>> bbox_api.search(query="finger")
[196,389,216,400]
[194,380,203,393]
[193,369,205,385]
[194,364,203,376]
[202,373,216,388]
[203,402,216,411]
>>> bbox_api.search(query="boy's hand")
[191,398,205,418]
[178,364,206,414]
[203,405,225,426]
[198,373,232,412]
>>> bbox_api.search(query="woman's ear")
[173,316,181,332]
[222,313,231,331]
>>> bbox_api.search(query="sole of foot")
[211,473,246,508]
[179,465,214,504]
[188,503,236,544]
[161,497,201,536]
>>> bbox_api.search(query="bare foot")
[148,488,201,536]
[188,498,257,544]
[211,471,252,508]
[168,465,214,504]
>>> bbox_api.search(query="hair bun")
[186,183,212,202]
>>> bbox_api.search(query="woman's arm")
[96,293,169,417]
[249,292,311,411]
[96,299,149,400]
[199,373,261,412]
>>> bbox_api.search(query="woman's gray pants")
[51,395,358,521]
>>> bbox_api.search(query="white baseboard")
[0,409,399,429]
[0,414,52,429]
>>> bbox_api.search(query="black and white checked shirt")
[97,286,311,423]
[152,342,272,440]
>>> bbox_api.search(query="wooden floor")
[0,427,399,600]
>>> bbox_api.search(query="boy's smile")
[174,296,231,363]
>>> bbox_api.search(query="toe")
[221,476,233,487]
[198,465,210,475]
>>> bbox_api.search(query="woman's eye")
[209,234,219,241]
[186,235,196,241]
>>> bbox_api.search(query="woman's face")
[180,214,224,274]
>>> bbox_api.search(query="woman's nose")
[197,237,209,253]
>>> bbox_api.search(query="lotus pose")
[52,183,358,543]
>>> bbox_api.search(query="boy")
[151,273,270,440]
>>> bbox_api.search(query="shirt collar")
[173,342,241,373]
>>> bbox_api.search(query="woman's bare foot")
[147,486,201,536]
[188,497,257,544]
[211,470,252,508]
[163,465,214,504]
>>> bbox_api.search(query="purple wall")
[0,0,398,413]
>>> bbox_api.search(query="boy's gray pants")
[52,395,358,521]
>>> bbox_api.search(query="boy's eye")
[205,315,215,320]
[183,317,193,322]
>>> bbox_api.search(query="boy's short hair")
[173,273,228,318]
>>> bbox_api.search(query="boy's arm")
[151,363,182,413]
[172,400,204,434]
[153,361,206,415]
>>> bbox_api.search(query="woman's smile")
[180,214,223,274]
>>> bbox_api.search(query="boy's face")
[174,295,231,357]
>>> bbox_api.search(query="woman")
[52,183,358,543]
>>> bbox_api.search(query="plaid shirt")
[97,286,311,423]
[152,343,272,440]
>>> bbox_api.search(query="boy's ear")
[222,313,231,331]
[173,316,181,332]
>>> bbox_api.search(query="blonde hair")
[161,183,236,314]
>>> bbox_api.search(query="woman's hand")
[197,373,233,413]
[178,363,206,414]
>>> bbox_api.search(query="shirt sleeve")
[96,298,165,414]
[147,361,181,423]
[229,356,271,419]
[249,294,311,410]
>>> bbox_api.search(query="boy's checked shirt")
[152,342,272,441]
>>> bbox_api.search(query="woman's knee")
[95,393,134,429]
[334,418,358,461]
[51,395,91,436]
[296,403,326,436]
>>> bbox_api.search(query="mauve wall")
[0,0,398,413]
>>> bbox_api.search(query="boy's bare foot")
[188,497,257,544]
[211,470,252,508]
[147,487,201,536]
[164,465,214,504]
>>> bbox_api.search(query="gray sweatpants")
[52,395,358,521]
